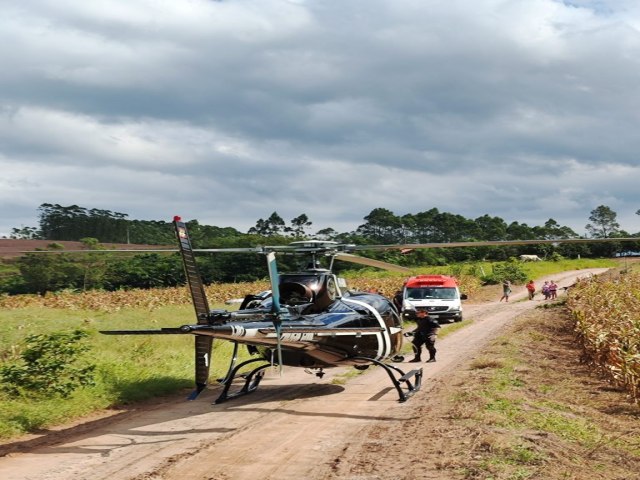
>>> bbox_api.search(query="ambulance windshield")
[405,287,458,300]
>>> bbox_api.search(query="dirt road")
[0,269,606,480]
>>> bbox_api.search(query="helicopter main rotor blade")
[12,248,178,254]
[346,237,639,251]
[334,252,410,273]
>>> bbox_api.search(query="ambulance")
[401,274,467,323]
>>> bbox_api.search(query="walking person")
[499,279,512,302]
[407,309,440,363]
[526,280,536,300]
[542,281,550,300]
[549,281,558,300]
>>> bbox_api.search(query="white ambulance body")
[402,274,466,323]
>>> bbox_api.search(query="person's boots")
[426,355,436,363]
[409,354,421,363]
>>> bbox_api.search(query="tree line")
[2,203,638,295]
[10,203,639,243]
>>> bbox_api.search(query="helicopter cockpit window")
[279,274,322,305]
[280,281,314,305]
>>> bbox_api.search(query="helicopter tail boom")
[100,328,188,335]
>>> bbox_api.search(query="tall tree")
[314,227,337,240]
[506,221,535,240]
[286,214,312,237]
[473,214,508,241]
[585,205,620,238]
[432,212,475,242]
[10,226,41,239]
[410,208,440,242]
[356,208,403,243]
[37,203,130,242]
[247,212,286,236]
[531,218,578,240]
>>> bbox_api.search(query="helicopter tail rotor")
[266,252,284,375]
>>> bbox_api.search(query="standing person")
[526,280,536,300]
[500,280,512,302]
[542,281,550,300]
[408,310,440,363]
[549,281,558,300]
[393,289,403,313]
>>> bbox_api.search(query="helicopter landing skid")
[351,356,423,402]
[214,357,272,404]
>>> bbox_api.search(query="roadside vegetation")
[0,258,627,445]
[411,267,640,479]
[567,269,640,403]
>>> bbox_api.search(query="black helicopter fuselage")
[181,290,403,369]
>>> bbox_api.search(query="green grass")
[330,367,369,385]
[516,258,617,281]
[466,332,617,455]
[0,303,249,440]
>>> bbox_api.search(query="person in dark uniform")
[407,309,440,363]
[392,290,403,313]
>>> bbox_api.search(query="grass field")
[0,303,245,439]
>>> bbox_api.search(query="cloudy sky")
[2,0,640,239]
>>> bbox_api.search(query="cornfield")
[0,275,481,312]
[567,272,640,403]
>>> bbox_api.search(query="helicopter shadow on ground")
[212,381,418,423]
[202,380,346,406]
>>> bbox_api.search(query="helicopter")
[100,216,424,404]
